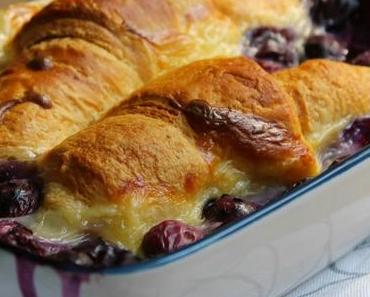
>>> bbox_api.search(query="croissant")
[0,0,242,160]
[0,0,315,161]
[274,59,370,149]
[37,57,370,253]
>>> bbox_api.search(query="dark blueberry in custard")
[0,220,63,257]
[0,179,42,218]
[351,51,370,66]
[242,27,299,72]
[0,220,138,268]
[202,195,259,224]
[57,236,139,269]
[0,160,38,183]
[142,220,204,257]
[305,34,348,61]
[321,117,370,168]
[342,117,370,147]
[0,161,42,218]
[309,0,359,27]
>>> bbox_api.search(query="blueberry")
[202,195,258,224]
[142,220,204,257]
[0,220,61,257]
[309,0,360,27]
[0,160,38,183]
[351,51,370,66]
[0,179,42,218]
[305,34,348,61]
[58,236,138,268]
[0,220,138,269]
[242,27,299,72]
[342,117,370,147]
[321,117,370,168]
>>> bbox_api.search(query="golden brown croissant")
[0,0,241,160]
[274,59,370,149]
[36,57,370,253]
[0,0,314,161]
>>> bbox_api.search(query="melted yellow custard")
[29,160,262,253]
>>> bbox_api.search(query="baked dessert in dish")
[0,0,368,270]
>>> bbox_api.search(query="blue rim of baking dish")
[95,146,370,275]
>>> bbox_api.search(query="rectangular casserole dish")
[0,147,369,297]
[0,2,369,297]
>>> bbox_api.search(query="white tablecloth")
[285,237,370,297]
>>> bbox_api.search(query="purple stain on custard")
[16,256,38,297]
[0,91,52,123]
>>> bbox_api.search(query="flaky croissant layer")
[0,0,313,160]
[35,57,370,252]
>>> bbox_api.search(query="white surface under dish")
[0,149,369,297]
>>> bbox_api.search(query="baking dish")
[0,147,368,297]
[0,1,369,296]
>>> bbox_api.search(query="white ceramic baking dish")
[0,148,369,297]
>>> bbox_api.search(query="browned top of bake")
[40,57,320,250]
[115,57,319,181]
[274,59,370,147]
[0,0,241,159]
[43,58,319,206]
[0,38,140,159]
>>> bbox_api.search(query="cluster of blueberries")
[243,0,370,72]
[0,162,138,269]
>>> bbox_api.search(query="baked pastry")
[0,0,242,160]
[0,0,368,269]
[4,0,364,161]
[274,59,370,150]
[2,0,341,161]
[33,57,369,258]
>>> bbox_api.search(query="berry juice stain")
[58,271,90,297]
[16,256,89,297]
[16,257,37,297]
